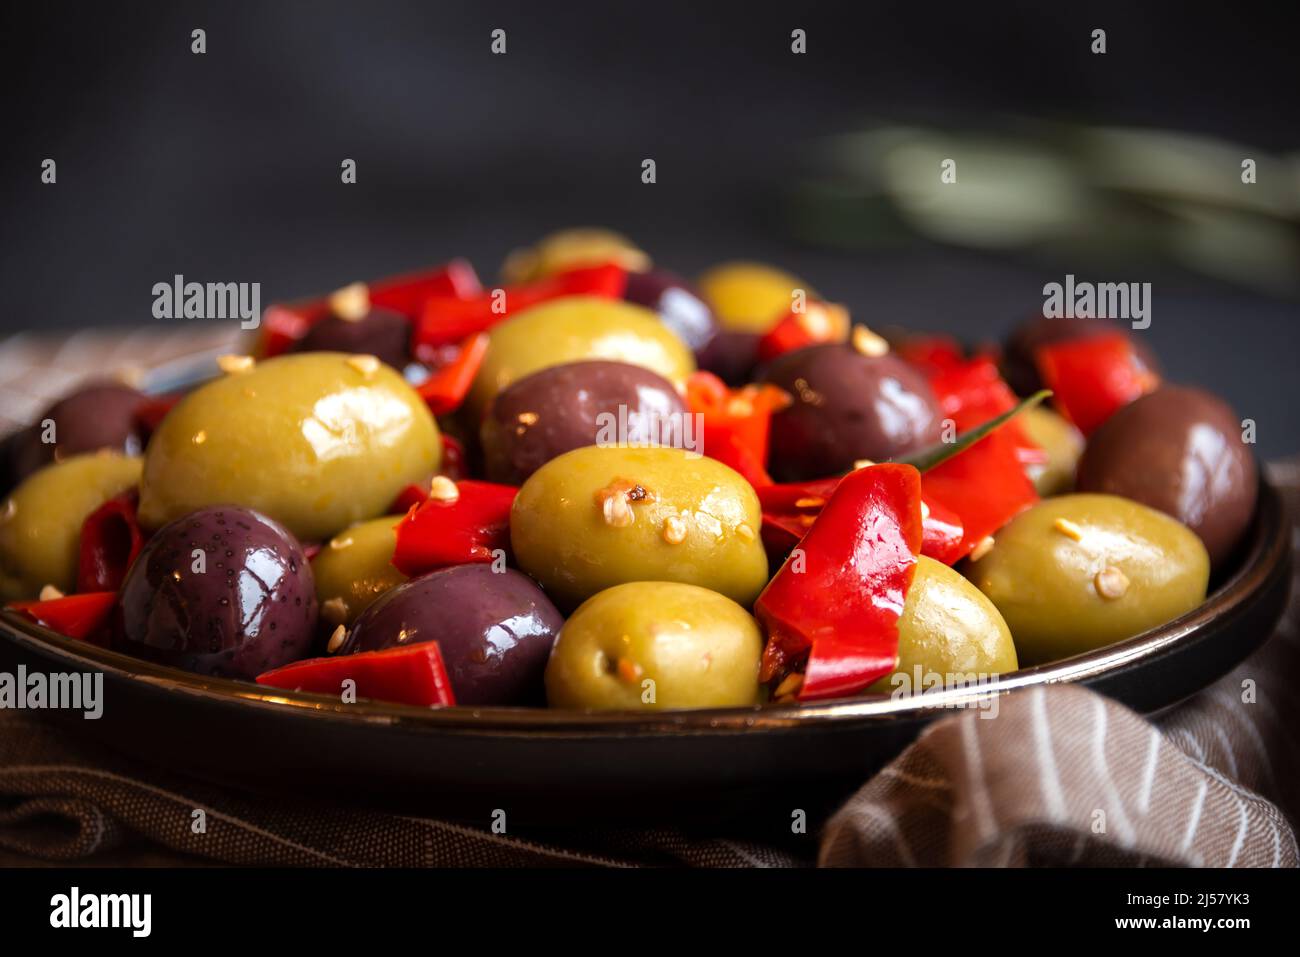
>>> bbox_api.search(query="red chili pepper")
[928,356,1045,467]
[895,334,966,377]
[390,480,518,576]
[415,333,490,416]
[1034,332,1159,435]
[755,302,850,363]
[77,491,145,593]
[255,641,456,708]
[132,394,182,441]
[412,262,627,351]
[759,475,963,566]
[8,591,118,644]
[755,463,923,701]
[369,258,481,316]
[921,425,1037,561]
[684,371,789,487]
[259,260,481,357]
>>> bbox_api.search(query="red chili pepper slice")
[1034,332,1159,435]
[415,333,490,416]
[755,463,923,701]
[258,260,480,357]
[928,356,1045,467]
[755,302,850,363]
[132,394,182,441]
[255,641,456,708]
[369,258,481,316]
[76,491,145,593]
[918,492,966,566]
[412,262,627,351]
[921,425,1038,561]
[390,480,518,576]
[8,591,118,644]
[684,371,789,487]
[895,334,966,377]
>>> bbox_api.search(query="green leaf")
[893,390,1052,474]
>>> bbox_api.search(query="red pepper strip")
[895,334,966,377]
[437,433,468,482]
[76,491,145,593]
[684,371,789,486]
[369,258,481,316]
[8,592,117,644]
[921,425,1038,560]
[132,394,182,441]
[1034,332,1160,436]
[755,302,850,363]
[416,333,490,416]
[255,641,456,707]
[259,261,481,357]
[919,492,965,566]
[412,262,627,351]
[390,480,518,576]
[928,356,1045,467]
[755,463,923,701]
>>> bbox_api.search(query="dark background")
[1,1,1296,454]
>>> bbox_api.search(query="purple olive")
[480,360,687,484]
[760,342,943,482]
[9,381,146,483]
[341,565,563,706]
[1077,386,1257,569]
[697,330,761,386]
[292,307,412,371]
[113,506,317,680]
[623,268,718,355]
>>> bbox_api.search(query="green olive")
[546,581,763,710]
[695,261,810,332]
[468,296,695,419]
[869,556,1017,693]
[1020,405,1084,496]
[138,353,440,542]
[511,445,768,611]
[0,452,142,600]
[966,493,1210,665]
[501,228,650,283]
[310,515,406,625]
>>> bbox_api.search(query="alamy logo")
[50,887,151,937]
[152,274,261,329]
[0,667,102,719]
[1042,274,1151,329]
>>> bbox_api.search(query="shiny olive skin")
[292,308,412,371]
[696,330,761,386]
[0,453,142,600]
[696,261,808,332]
[480,360,687,484]
[112,506,317,680]
[138,352,440,542]
[545,581,762,710]
[511,445,768,611]
[341,565,564,706]
[8,381,146,483]
[310,515,406,625]
[1001,315,1159,397]
[1020,405,1084,496]
[760,343,944,482]
[966,494,1210,665]
[869,557,1018,693]
[1077,386,1257,568]
[501,227,651,283]
[623,268,718,355]
[468,295,695,420]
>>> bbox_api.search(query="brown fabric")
[0,330,1296,867]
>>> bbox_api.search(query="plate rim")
[2,475,1289,738]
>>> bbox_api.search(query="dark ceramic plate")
[0,472,1290,825]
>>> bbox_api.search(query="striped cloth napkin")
[0,330,1296,867]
